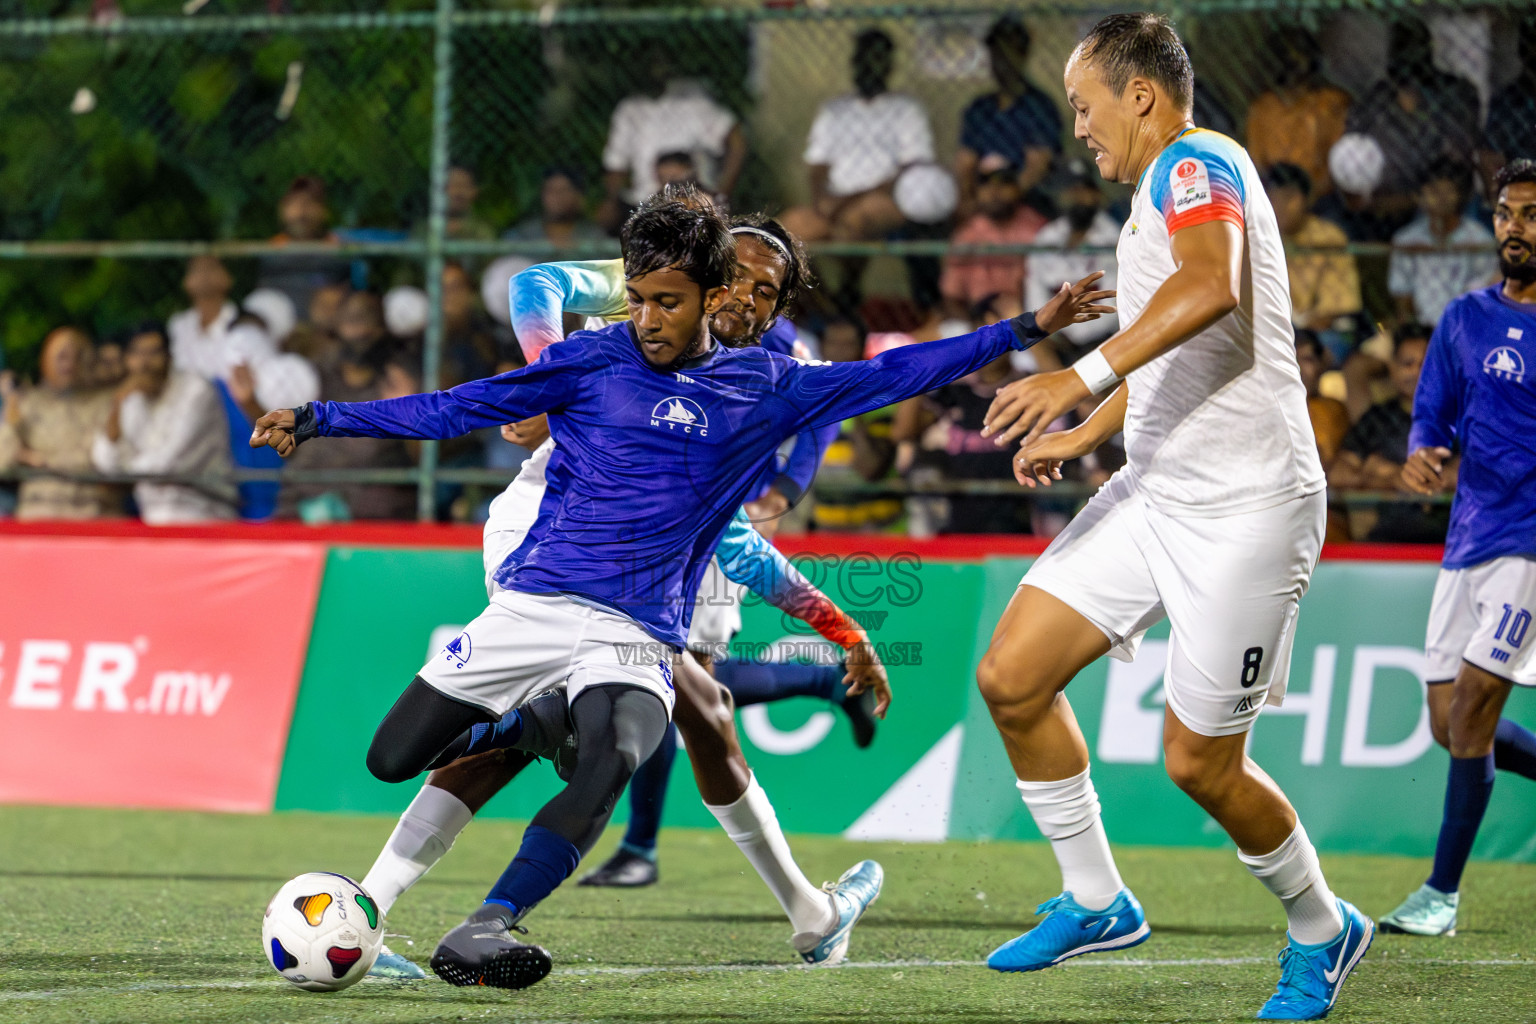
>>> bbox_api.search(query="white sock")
[361,784,475,916]
[705,774,836,943]
[1016,768,1124,911]
[1238,823,1344,946]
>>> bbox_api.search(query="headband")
[730,226,793,265]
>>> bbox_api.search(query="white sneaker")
[1379,884,1458,936]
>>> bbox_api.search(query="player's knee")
[610,689,669,774]
[1161,744,1228,803]
[365,740,420,785]
[1430,713,1451,751]
[976,650,1046,717]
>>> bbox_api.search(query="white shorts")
[1425,556,1536,687]
[687,558,744,652]
[420,590,676,718]
[482,438,555,598]
[1023,471,1325,738]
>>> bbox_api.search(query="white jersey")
[1115,128,1324,517]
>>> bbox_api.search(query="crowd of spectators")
[1,13,1520,542]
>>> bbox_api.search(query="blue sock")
[620,722,677,857]
[484,825,581,914]
[1494,718,1536,781]
[1426,754,1496,895]
[462,708,524,759]
[717,658,843,707]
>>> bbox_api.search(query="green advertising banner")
[275,546,1536,863]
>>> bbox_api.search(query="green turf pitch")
[1,806,1531,1023]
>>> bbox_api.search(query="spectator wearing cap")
[1264,163,1362,338]
[257,175,351,314]
[953,16,1061,220]
[0,327,120,520]
[598,55,746,232]
[91,326,236,525]
[1389,157,1497,326]
[1246,31,1350,197]
[1025,166,1121,355]
[939,154,1046,318]
[503,168,604,250]
[780,29,935,246]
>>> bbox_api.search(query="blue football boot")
[987,889,1150,972]
[367,943,426,980]
[793,860,883,966]
[1257,899,1374,1020]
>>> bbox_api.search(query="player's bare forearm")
[1095,220,1242,378]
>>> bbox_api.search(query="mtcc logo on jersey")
[1483,346,1526,383]
[651,396,709,436]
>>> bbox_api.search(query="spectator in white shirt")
[1389,156,1498,326]
[92,326,237,525]
[780,29,935,244]
[168,255,240,381]
[599,60,746,231]
[1025,168,1121,354]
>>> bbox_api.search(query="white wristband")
[1073,348,1121,395]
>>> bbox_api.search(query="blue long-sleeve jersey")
[312,317,1035,646]
[752,317,838,503]
[1409,285,1536,569]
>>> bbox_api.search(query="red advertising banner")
[0,537,326,812]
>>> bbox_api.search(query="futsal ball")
[261,872,384,991]
[1328,133,1385,197]
[894,163,959,224]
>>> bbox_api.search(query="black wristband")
[291,403,319,443]
[1007,312,1046,348]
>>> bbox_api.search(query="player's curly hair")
[1495,158,1536,196]
[730,213,815,321]
[620,182,735,293]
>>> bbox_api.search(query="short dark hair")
[1265,162,1313,199]
[985,15,1031,52]
[620,185,735,292]
[855,28,893,53]
[1495,158,1536,196]
[284,175,326,203]
[731,213,815,321]
[1076,13,1193,114]
[1293,329,1324,360]
[656,150,696,170]
[1393,321,1431,354]
[1421,155,1471,195]
[541,165,585,189]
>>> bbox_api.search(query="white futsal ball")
[894,163,959,224]
[261,872,383,991]
[1328,133,1385,197]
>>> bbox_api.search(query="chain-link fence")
[0,0,1521,531]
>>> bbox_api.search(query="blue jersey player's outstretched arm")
[780,317,1048,434]
[253,340,594,452]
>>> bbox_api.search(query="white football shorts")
[1425,556,1536,687]
[419,589,676,718]
[1022,470,1325,738]
[482,437,555,598]
[687,558,744,653]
